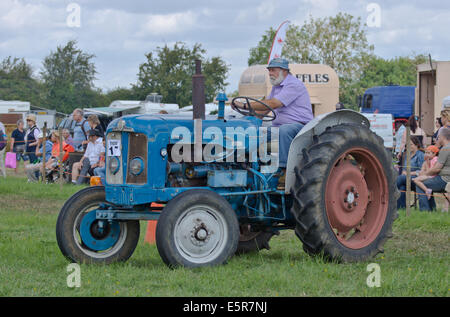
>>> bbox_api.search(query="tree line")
[1,12,429,114]
[0,40,230,114]
[248,13,428,109]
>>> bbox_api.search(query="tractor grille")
[126,133,148,184]
[106,132,124,185]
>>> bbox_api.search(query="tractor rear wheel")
[291,123,398,262]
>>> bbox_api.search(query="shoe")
[277,169,286,190]
[426,188,432,200]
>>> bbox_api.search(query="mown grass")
[0,177,448,297]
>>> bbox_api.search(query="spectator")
[67,108,91,181]
[396,136,425,209]
[93,146,106,185]
[24,114,41,164]
[71,130,105,185]
[71,108,90,152]
[413,145,440,199]
[432,117,443,145]
[437,109,450,142]
[335,102,345,110]
[43,130,74,171]
[62,129,74,147]
[25,132,53,182]
[394,121,406,157]
[0,120,6,178]
[10,119,27,174]
[397,115,426,174]
[416,127,450,211]
[87,114,104,139]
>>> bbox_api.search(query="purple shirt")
[268,74,313,127]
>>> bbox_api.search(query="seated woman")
[45,130,74,171]
[396,136,425,209]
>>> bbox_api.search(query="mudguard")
[284,110,370,193]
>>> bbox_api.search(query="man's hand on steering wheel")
[231,96,277,122]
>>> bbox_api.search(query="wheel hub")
[80,210,120,251]
[194,226,208,241]
[324,148,389,250]
[326,159,369,233]
[174,207,226,263]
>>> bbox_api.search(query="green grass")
[0,177,449,297]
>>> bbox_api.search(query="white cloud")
[139,11,198,36]
[0,0,449,95]
[256,0,278,20]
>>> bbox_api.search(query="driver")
[234,58,313,189]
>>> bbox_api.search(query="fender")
[284,109,370,193]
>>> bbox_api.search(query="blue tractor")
[56,63,398,268]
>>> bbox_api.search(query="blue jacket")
[403,150,424,172]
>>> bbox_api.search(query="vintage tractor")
[56,62,398,268]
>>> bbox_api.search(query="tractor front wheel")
[56,186,140,264]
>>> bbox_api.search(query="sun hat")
[26,114,36,123]
[426,145,439,154]
[267,58,290,70]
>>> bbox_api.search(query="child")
[413,145,440,199]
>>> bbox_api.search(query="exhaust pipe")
[192,59,206,120]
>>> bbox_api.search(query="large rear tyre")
[291,124,398,262]
[56,186,140,264]
[156,189,239,268]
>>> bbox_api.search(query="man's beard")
[270,71,286,86]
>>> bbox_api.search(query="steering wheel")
[231,96,277,122]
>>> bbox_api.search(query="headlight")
[129,157,144,176]
[109,156,120,175]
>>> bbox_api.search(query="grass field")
[0,176,449,297]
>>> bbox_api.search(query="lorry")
[359,85,415,125]
[56,61,398,268]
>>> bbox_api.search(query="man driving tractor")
[233,58,314,189]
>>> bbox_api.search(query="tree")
[248,13,375,108]
[0,56,44,107]
[40,40,98,113]
[283,13,374,107]
[342,53,428,108]
[358,54,427,89]
[133,42,229,107]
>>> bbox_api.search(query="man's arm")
[234,98,283,111]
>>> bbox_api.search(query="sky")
[1,0,449,97]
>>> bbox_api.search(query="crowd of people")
[395,98,450,212]
[0,108,105,184]
[2,97,450,212]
